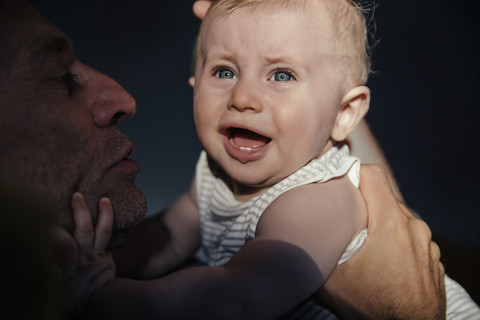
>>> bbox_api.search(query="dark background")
[32,0,479,299]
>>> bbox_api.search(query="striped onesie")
[194,144,480,319]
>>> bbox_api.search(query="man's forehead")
[0,0,75,73]
[26,36,74,65]
[2,34,75,79]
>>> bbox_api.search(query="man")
[0,0,147,248]
[0,0,446,318]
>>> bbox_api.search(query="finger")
[429,240,442,270]
[359,164,402,231]
[407,215,432,259]
[94,197,114,253]
[397,199,418,220]
[429,241,446,295]
[193,0,212,20]
[188,76,195,88]
[72,192,94,251]
[438,261,445,280]
[51,225,78,276]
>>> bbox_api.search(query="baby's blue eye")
[273,71,292,81]
[216,69,236,79]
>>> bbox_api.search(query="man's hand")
[316,164,447,319]
[193,1,211,20]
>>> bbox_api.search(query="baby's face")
[193,6,346,196]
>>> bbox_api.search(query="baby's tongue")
[232,129,269,148]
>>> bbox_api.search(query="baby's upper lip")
[220,123,271,140]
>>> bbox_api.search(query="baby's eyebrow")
[263,55,310,71]
[204,51,236,63]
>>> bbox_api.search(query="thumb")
[51,226,78,277]
[359,164,400,232]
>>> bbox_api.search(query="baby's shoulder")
[277,175,360,210]
[260,177,366,234]
[256,177,367,274]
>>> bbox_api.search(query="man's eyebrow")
[26,36,75,67]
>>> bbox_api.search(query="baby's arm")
[73,188,348,319]
[114,180,200,279]
[84,239,322,319]
[256,176,367,290]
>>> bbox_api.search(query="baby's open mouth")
[227,128,271,151]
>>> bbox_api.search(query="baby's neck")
[232,183,268,202]
[228,141,337,202]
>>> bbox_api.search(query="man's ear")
[188,76,196,88]
[331,86,370,141]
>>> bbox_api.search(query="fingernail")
[100,197,111,204]
[72,192,83,200]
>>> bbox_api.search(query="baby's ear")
[331,86,370,141]
[188,76,196,88]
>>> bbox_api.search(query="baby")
[68,0,480,319]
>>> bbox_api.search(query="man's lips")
[108,142,139,173]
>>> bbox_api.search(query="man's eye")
[272,71,293,81]
[57,72,79,96]
[215,68,236,79]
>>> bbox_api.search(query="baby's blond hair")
[194,0,371,86]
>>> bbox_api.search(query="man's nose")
[83,63,137,128]
[227,78,263,113]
